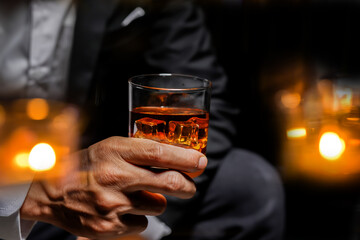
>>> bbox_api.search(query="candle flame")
[28,143,56,171]
[319,132,346,161]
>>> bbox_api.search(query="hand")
[77,234,145,240]
[20,136,207,239]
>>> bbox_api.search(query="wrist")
[20,150,88,222]
[20,181,52,222]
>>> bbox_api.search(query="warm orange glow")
[346,117,360,122]
[334,88,353,110]
[287,128,307,139]
[317,79,335,113]
[52,111,75,130]
[14,152,30,168]
[26,98,49,120]
[349,139,360,146]
[28,143,56,171]
[0,105,5,126]
[281,92,301,109]
[319,132,346,161]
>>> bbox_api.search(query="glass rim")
[128,73,212,92]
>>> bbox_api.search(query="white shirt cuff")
[0,182,34,239]
[0,182,32,217]
[0,211,36,240]
[140,216,172,240]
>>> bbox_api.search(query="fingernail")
[198,157,208,170]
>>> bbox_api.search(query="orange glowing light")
[14,152,30,168]
[346,117,360,122]
[0,105,5,126]
[334,88,352,110]
[349,139,360,146]
[281,92,301,109]
[28,143,56,171]
[26,98,49,120]
[319,132,346,161]
[287,128,307,139]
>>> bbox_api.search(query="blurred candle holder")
[0,98,81,186]
[279,76,360,184]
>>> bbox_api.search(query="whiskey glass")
[128,73,211,154]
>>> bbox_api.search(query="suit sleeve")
[144,0,240,171]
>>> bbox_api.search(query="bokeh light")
[28,143,56,171]
[14,152,30,168]
[287,128,307,139]
[26,98,49,120]
[281,91,301,109]
[319,132,346,161]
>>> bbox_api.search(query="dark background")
[200,1,360,239]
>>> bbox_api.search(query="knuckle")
[88,141,108,161]
[93,168,115,186]
[91,220,115,236]
[89,136,121,160]
[147,142,163,162]
[95,196,116,214]
[164,171,186,193]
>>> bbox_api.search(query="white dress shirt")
[0,1,170,240]
[0,0,75,100]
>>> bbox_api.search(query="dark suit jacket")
[67,0,238,169]
[63,0,240,233]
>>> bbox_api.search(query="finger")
[125,167,196,199]
[70,210,147,240]
[115,137,208,173]
[118,214,148,235]
[73,183,167,217]
[124,191,167,216]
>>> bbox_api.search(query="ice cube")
[188,117,208,150]
[134,117,166,140]
[188,117,208,127]
[168,121,199,148]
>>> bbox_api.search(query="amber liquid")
[129,106,209,154]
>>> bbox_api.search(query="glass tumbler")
[128,73,211,154]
